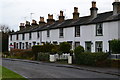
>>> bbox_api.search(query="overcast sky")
[0,0,115,31]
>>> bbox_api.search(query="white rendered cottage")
[9,1,120,52]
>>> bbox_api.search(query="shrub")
[37,52,49,61]
[74,45,84,54]
[11,49,33,59]
[110,39,120,54]
[75,52,109,66]
[59,42,71,53]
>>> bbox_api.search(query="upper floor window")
[29,32,32,40]
[10,35,12,41]
[47,29,50,37]
[59,28,64,38]
[16,34,19,40]
[37,31,39,38]
[22,33,25,40]
[75,26,80,37]
[96,23,103,36]
[95,41,103,52]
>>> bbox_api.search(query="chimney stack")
[59,11,65,22]
[112,0,120,15]
[19,23,25,30]
[47,14,55,24]
[25,21,31,28]
[90,1,98,18]
[73,7,79,20]
[39,17,46,26]
[31,19,38,26]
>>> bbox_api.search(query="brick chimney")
[59,11,65,22]
[112,0,120,15]
[73,7,79,20]
[47,14,55,24]
[39,17,46,26]
[90,1,98,18]
[25,21,31,28]
[19,23,25,30]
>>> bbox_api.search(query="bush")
[37,52,49,61]
[110,39,120,54]
[59,42,71,53]
[74,52,109,66]
[11,49,33,59]
[74,45,84,54]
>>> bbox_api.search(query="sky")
[0,0,115,31]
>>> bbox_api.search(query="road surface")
[2,59,119,80]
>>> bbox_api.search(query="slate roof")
[11,11,120,35]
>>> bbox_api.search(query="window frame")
[16,34,19,40]
[95,41,103,52]
[10,35,12,41]
[96,23,103,36]
[75,26,80,37]
[22,33,25,40]
[47,29,50,37]
[29,32,32,40]
[59,28,64,38]
[74,42,80,48]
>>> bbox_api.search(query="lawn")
[0,65,28,80]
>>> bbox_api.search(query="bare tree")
[0,24,12,33]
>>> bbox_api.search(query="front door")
[85,41,92,52]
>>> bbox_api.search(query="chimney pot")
[48,14,53,19]
[59,11,65,22]
[32,20,37,24]
[40,17,44,22]
[92,1,96,8]
[60,11,63,16]
[20,23,24,26]
[74,7,78,13]
[19,23,25,30]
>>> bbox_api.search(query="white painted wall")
[118,20,120,39]
[9,21,119,52]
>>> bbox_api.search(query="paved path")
[2,58,120,80]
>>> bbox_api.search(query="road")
[2,59,119,80]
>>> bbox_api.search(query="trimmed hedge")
[37,52,49,61]
[59,42,71,53]
[74,45,84,54]
[75,52,109,66]
[110,39,120,54]
[10,49,33,59]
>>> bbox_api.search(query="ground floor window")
[19,42,22,49]
[75,42,80,48]
[85,41,92,52]
[95,41,103,52]
[29,43,31,49]
[53,41,58,45]
[16,43,18,49]
[33,42,36,46]
[26,42,28,49]
[22,43,24,49]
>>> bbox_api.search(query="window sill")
[59,36,64,38]
[96,34,103,36]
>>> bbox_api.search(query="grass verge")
[0,65,28,80]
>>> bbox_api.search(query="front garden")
[2,39,120,68]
